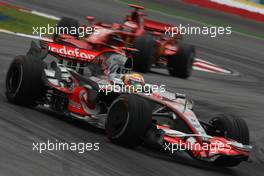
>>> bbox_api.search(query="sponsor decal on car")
[48,43,98,61]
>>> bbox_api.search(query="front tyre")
[209,114,250,167]
[5,55,45,106]
[106,94,152,147]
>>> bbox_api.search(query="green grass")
[0,5,57,36]
[120,0,264,39]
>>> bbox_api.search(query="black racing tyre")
[53,17,80,40]
[167,43,195,79]
[209,114,250,167]
[5,55,45,106]
[106,94,152,147]
[132,35,155,73]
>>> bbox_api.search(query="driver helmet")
[123,73,145,90]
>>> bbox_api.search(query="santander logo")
[48,43,98,61]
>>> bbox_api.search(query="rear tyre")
[53,17,80,40]
[167,43,195,79]
[132,35,155,73]
[106,94,152,147]
[208,114,250,167]
[5,55,45,106]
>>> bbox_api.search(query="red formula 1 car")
[5,32,251,167]
[54,3,195,78]
[87,4,195,78]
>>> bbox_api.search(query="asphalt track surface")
[1,0,264,175]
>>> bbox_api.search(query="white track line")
[193,61,232,74]
[0,2,60,20]
[192,66,216,73]
[31,10,60,20]
[195,58,217,66]
[211,0,264,15]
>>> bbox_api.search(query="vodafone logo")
[48,43,97,61]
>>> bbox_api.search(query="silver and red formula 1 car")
[5,37,251,167]
[84,4,195,78]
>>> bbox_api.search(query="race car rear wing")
[27,40,100,74]
[144,18,174,33]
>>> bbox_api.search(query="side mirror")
[175,93,195,110]
[175,93,186,99]
[185,98,195,110]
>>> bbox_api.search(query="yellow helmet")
[123,73,145,89]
